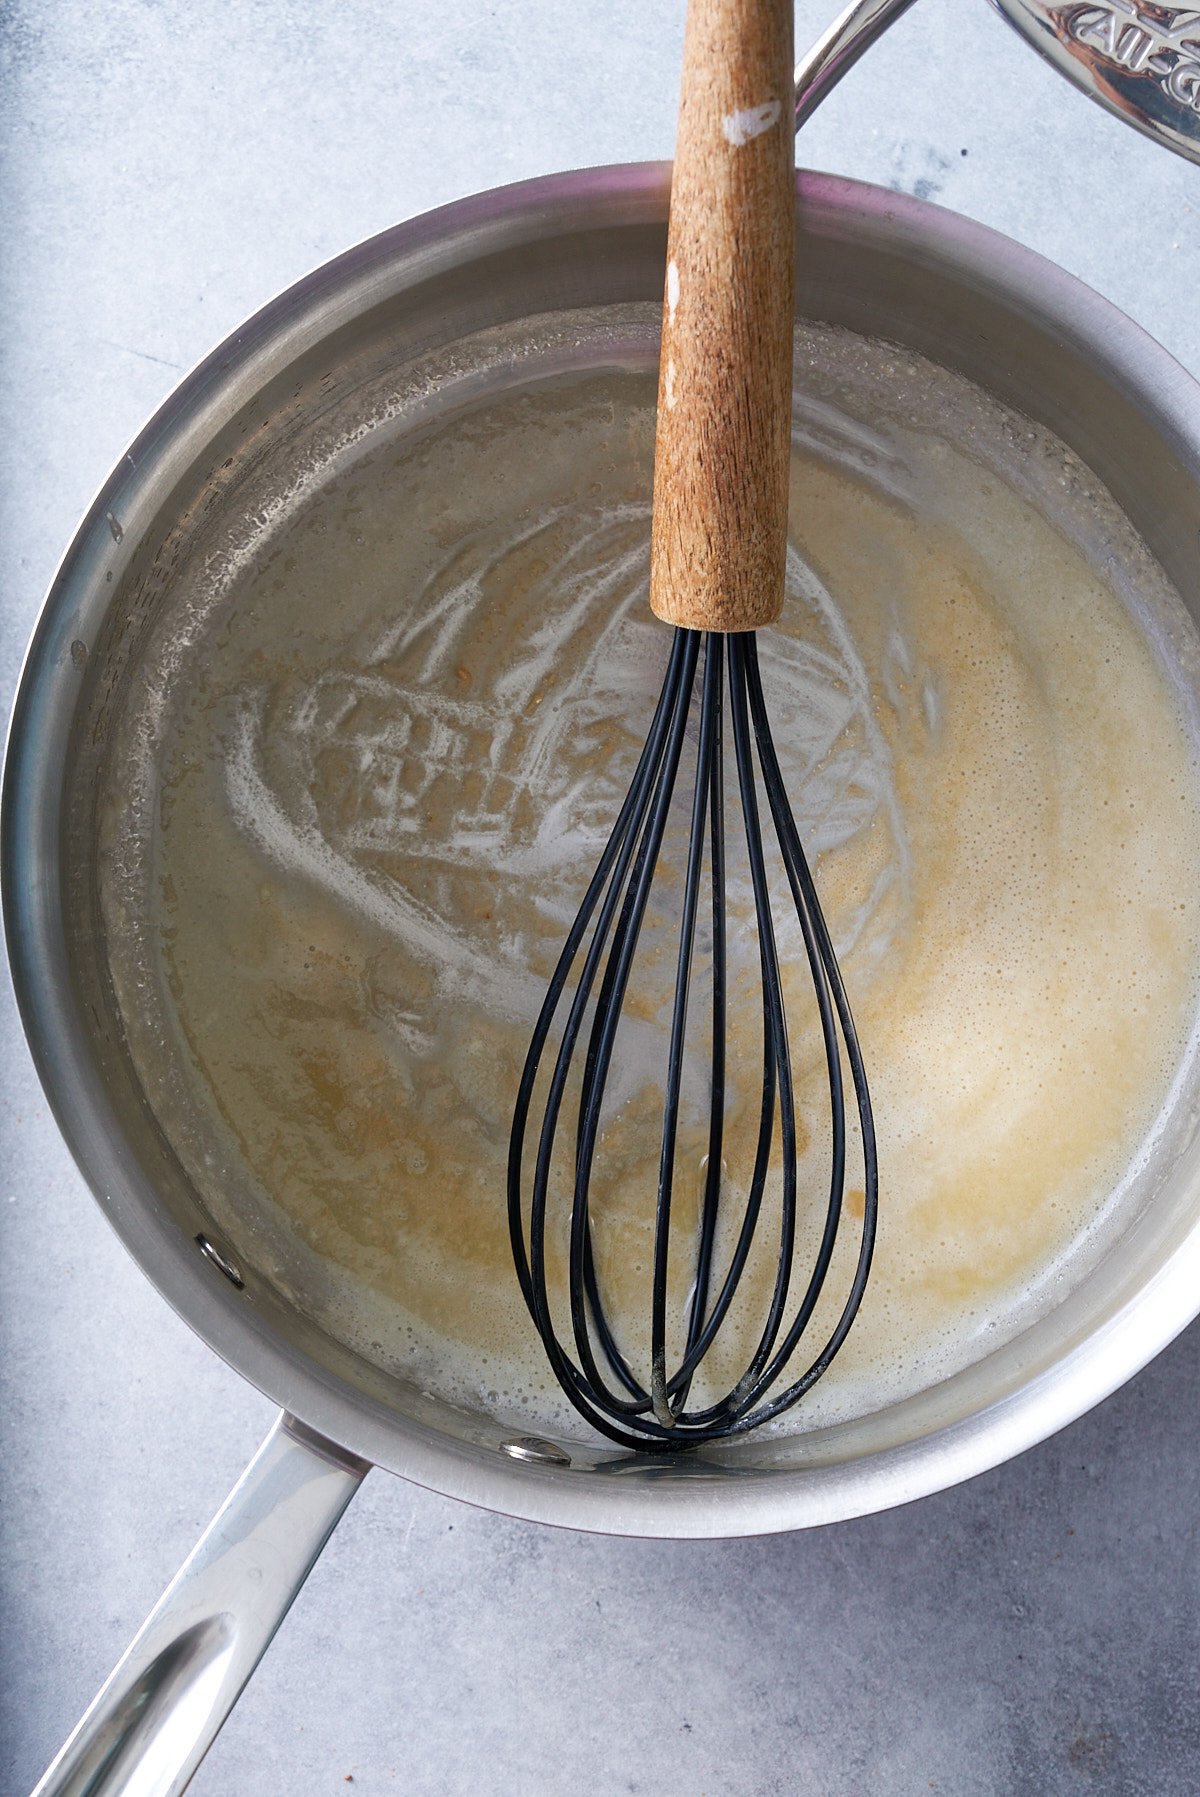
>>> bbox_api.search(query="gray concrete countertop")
[2,3,1199,1793]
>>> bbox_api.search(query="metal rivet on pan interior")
[500,1437,571,1467]
[195,1233,245,1289]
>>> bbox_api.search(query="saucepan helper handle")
[32,1413,369,1797]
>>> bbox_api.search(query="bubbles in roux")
[98,316,1200,1439]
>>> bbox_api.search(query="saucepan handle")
[32,1412,369,1797]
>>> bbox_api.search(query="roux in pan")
[100,316,1200,1437]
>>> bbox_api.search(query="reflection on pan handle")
[794,0,920,131]
[32,1415,369,1797]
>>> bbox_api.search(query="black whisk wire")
[507,627,878,1451]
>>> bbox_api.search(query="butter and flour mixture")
[99,313,1200,1438]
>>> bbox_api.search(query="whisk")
[507,0,878,1451]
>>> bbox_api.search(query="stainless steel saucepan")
[6,6,1200,1795]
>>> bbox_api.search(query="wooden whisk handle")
[649,0,796,635]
